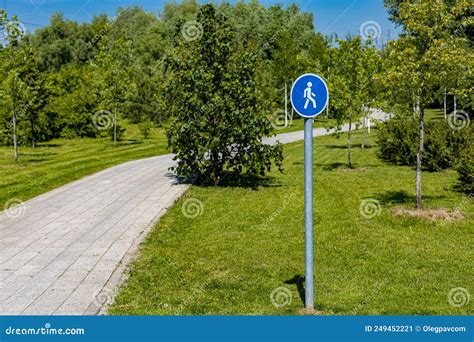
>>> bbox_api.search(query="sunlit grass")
[110,132,473,315]
[0,120,169,208]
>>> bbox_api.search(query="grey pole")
[304,117,314,310]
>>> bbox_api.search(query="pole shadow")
[284,275,306,305]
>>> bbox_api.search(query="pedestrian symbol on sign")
[304,82,316,109]
[291,74,329,118]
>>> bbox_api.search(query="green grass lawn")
[0,121,168,208]
[109,132,473,315]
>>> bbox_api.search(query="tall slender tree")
[0,12,26,162]
[383,0,472,209]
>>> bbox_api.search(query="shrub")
[423,121,454,171]
[456,148,474,194]
[377,116,472,172]
[376,116,418,166]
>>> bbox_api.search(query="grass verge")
[109,132,473,315]
[0,121,168,208]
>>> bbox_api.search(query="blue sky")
[3,0,399,40]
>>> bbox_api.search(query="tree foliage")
[166,4,283,185]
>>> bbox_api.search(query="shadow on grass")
[285,275,305,305]
[319,162,346,171]
[325,144,375,149]
[169,171,282,190]
[20,151,58,157]
[375,190,447,205]
[17,159,51,164]
[37,143,62,148]
[316,162,373,171]
[115,140,144,146]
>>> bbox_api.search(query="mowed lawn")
[109,131,473,315]
[0,121,168,209]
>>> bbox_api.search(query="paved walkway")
[0,110,389,315]
[0,155,189,315]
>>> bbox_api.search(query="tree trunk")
[12,75,19,163]
[284,82,288,127]
[30,118,36,149]
[13,112,18,163]
[361,106,366,149]
[347,112,353,168]
[443,87,447,119]
[114,99,117,146]
[211,152,221,186]
[416,106,424,210]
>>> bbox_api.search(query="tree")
[382,0,472,209]
[358,41,380,149]
[0,11,26,162]
[47,64,99,138]
[92,35,134,144]
[27,13,100,71]
[166,4,283,185]
[329,36,369,168]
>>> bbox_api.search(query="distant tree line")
[0,1,327,148]
[0,0,472,193]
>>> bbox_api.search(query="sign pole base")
[304,118,314,311]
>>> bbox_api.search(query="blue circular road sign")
[290,74,329,118]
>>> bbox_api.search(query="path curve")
[0,109,389,315]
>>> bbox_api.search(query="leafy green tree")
[0,11,27,161]
[329,36,372,167]
[359,42,380,148]
[47,64,99,138]
[382,0,472,209]
[27,13,98,71]
[92,35,134,144]
[166,4,283,185]
[14,46,50,148]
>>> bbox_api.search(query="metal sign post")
[304,117,314,309]
[290,73,329,311]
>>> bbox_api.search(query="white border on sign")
[290,73,329,119]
